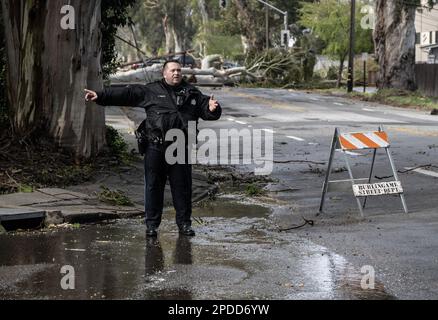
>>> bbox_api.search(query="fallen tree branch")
[375,164,438,180]
[278,217,315,232]
[273,159,326,165]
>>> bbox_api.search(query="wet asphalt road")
[0,198,393,300]
[1,88,437,300]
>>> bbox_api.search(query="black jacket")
[95,79,222,142]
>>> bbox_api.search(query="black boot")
[178,224,195,236]
[146,227,158,238]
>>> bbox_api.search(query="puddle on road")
[0,199,394,300]
[164,197,270,219]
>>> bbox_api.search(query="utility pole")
[266,6,269,50]
[347,0,356,93]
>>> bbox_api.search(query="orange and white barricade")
[319,126,408,217]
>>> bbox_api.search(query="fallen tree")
[110,55,261,85]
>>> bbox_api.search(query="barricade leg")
[342,151,364,217]
[319,129,339,214]
[385,148,409,214]
[363,148,377,209]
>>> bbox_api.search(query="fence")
[415,64,438,97]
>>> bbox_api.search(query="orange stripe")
[374,131,389,144]
[339,136,358,150]
[352,133,381,149]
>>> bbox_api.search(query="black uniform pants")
[144,144,192,229]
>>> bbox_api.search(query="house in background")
[415,1,438,64]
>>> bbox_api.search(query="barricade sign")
[319,126,408,217]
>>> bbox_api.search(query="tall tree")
[300,0,374,87]
[1,1,134,158]
[101,0,137,78]
[1,1,104,158]
[233,0,265,53]
[143,0,194,54]
[373,0,435,90]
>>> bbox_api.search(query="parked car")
[222,60,242,70]
[172,54,196,68]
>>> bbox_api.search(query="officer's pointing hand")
[84,89,98,102]
[209,95,219,112]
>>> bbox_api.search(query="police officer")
[84,60,222,237]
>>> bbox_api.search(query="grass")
[349,89,438,110]
[97,186,134,206]
[309,87,438,111]
[245,183,266,197]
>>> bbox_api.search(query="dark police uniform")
[95,79,222,232]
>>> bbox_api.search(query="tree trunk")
[162,14,174,54]
[197,0,209,32]
[373,0,417,90]
[172,27,183,53]
[196,0,209,56]
[1,0,105,159]
[233,0,265,53]
[337,54,347,88]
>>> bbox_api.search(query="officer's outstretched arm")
[85,85,148,107]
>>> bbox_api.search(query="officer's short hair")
[163,60,182,71]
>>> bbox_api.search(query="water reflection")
[144,237,164,276]
[174,235,192,265]
[143,236,194,300]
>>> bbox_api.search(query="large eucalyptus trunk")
[1,0,105,158]
[373,0,417,90]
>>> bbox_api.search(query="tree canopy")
[299,0,374,61]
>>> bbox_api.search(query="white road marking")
[248,125,253,128]
[308,142,319,145]
[334,102,344,106]
[336,150,362,156]
[235,120,247,125]
[227,118,235,122]
[362,108,375,112]
[286,135,305,142]
[310,98,320,101]
[405,167,438,178]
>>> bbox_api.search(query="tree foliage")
[299,0,374,60]
[299,0,374,86]
[101,0,137,78]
